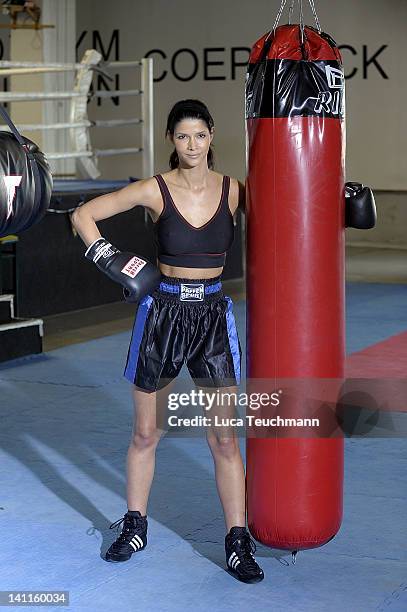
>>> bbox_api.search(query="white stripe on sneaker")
[228,552,240,569]
[228,552,236,567]
[129,539,139,552]
[129,535,144,552]
[133,534,144,548]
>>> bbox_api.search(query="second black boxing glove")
[345,182,377,229]
[85,237,161,301]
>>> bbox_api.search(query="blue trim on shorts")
[124,295,154,382]
[224,296,241,384]
[159,281,222,295]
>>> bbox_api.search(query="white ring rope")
[46,147,142,160]
[0,118,143,132]
[0,59,142,70]
[95,147,142,157]
[0,51,154,180]
[0,89,142,101]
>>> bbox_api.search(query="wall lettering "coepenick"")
[73,30,389,107]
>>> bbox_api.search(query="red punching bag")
[245,10,345,552]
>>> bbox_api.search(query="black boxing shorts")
[124,274,242,391]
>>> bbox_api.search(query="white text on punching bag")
[314,66,344,116]
[3,175,22,220]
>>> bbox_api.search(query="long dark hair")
[165,99,215,169]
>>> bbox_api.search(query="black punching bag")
[0,105,53,238]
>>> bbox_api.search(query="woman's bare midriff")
[158,262,223,279]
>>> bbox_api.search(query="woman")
[72,99,264,584]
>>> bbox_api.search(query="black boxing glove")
[85,237,161,302]
[345,182,377,229]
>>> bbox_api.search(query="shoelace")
[109,515,142,546]
[231,534,260,572]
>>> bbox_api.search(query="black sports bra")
[152,174,235,268]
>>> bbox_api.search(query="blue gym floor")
[1,282,406,611]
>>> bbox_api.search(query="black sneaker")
[105,511,148,562]
[225,526,264,583]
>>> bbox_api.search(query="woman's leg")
[126,380,174,514]
[204,386,246,531]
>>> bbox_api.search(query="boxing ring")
[0,49,154,181]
